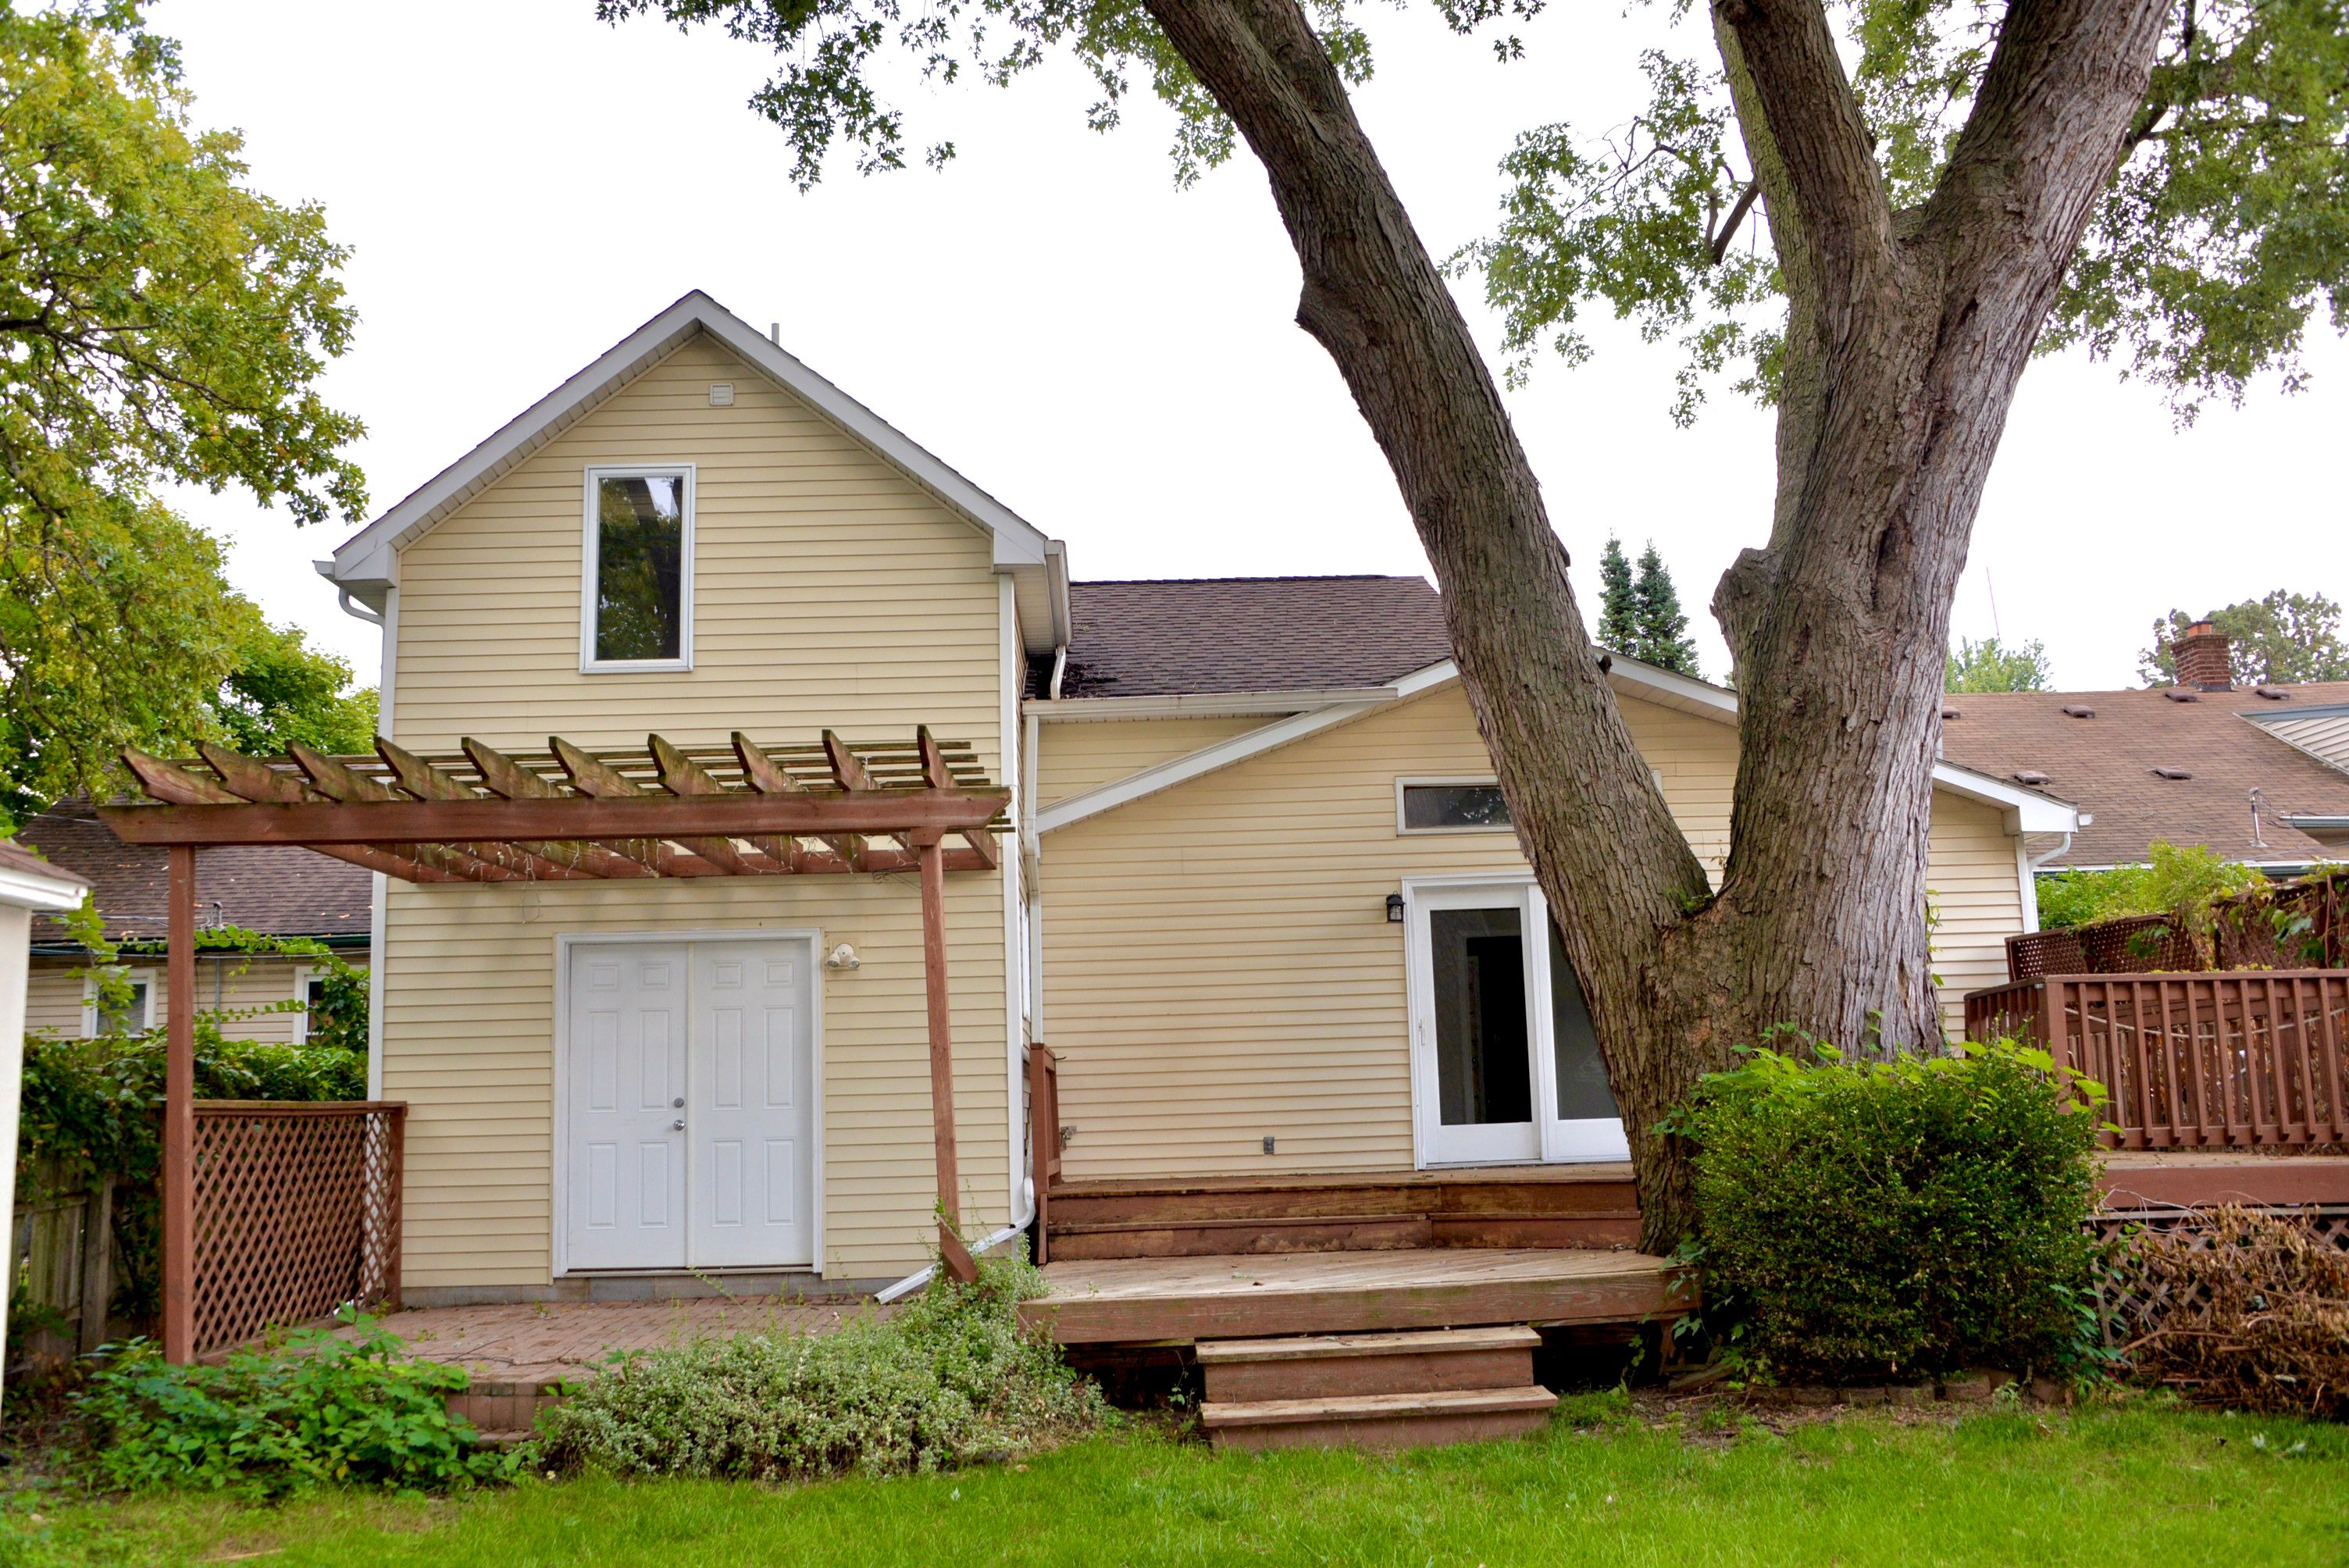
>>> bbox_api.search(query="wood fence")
[7,1168,121,1370]
[188,1101,404,1356]
[1965,972,2349,1149]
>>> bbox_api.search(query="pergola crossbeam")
[738,732,865,871]
[554,736,757,876]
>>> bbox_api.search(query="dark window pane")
[1549,917,1618,1121]
[1431,907,1532,1126]
[98,978,148,1035]
[1403,783,1512,830]
[594,473,686,662]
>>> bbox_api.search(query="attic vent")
[708,382,736,406]
[2151,766,2194,780]
[2162,688,2199,703]
[2062,705,2096,718]
[1941,706,1962,720]
[2013,770,2050,786]
[2255,686,2290,700]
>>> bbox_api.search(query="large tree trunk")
[1142,0,2167,1250]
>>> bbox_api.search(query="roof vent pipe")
[2250,786,2268,849]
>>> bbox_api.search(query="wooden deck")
[1018,1246,1692,1345]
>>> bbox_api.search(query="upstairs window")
[583,466,693,670]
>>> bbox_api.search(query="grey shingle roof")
[16,801,374,947]
[1044,576,1452,700]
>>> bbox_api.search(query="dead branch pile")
[2119,1206,2349,1419]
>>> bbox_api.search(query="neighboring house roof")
[1042,576,1453,700]
[16,801,374,949]
[1937,682,2349,870]
[2249,700,2349,776]
[323,290,1071,652]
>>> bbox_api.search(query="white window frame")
[291,962,336,1045]
[580,463,696,673]
[1395,776,1513,836]
[83,964,158,1038]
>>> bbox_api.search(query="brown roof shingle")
[1048,576,1452,700]
[1938,682,2349,868]
[16,801,374,948]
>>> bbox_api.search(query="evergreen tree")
[1631,543,1700,676]
[1596,536,1637,656]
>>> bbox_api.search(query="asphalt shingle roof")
[1045,576,1453,700]
[1937,682,2349,868]
[16,801,374,947]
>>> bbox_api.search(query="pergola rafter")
[102,728,1011,1361]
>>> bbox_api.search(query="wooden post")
[917,832,977,1283]
[162,843,196,1363]
[76,1181,113,1356]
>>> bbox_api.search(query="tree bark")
[1140,0,2167,1250]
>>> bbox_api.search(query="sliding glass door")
[1407,878,1628,1167]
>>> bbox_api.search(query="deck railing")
[1964,973,2349,1149]
[190,1101,404,1356]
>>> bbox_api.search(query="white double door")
[565,938,814,1272]
[1406,878,1628,1167]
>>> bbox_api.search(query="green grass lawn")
[6,1395,2346,1567]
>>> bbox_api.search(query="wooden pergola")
[99,727,1011,1362]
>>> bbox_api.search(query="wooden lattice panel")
[191,1103,403,1356]
[2093,1205,2349,1347]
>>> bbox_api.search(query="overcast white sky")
[161,0,2348,693]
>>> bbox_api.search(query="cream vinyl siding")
[23,953,365,1043]
[390,333,1002,750]
[1038,682,2025,1181]
[1927,793,2029,1035]
[383,877,1007,1287]
[382,330,1010,1287]
[1035,715,1274,809]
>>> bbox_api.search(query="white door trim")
[1402,874,1627,1169]
[551,928,825,1279]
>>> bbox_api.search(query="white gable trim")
[1038,654,2076,838]
[326,291,1067,644]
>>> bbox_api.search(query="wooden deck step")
[1196,1326,1538,1402]
[1049,1213,1434,1260]
[1199,1384,1559,1452]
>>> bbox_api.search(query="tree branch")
[1715,0,1898,319]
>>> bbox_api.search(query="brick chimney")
[2173,619,2233,690]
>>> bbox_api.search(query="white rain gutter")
[874,1222,1027,1304]
[2028,833,2076,869]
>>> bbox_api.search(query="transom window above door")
[582,466,694,672]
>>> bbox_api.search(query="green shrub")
[539,1246,1106,1480]
[70,1312,519,1497]
[2036,839,2265,931]
[1684,1038,2104,1383]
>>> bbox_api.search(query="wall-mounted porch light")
[1385,893,1405,924]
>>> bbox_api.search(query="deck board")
[1021,1246,1691,1345]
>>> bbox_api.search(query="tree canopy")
[0,2,367,819]
[1945,636,2052,692]
[2138,591,2349,686]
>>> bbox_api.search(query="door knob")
[672,1118,686,1131]
[672,1097,685,1109]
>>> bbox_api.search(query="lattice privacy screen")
[191,1103,403,1356]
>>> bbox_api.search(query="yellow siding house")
[319,293,2075,1304]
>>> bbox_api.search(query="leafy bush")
[71,1312,519,1497]
[2036,839,2265,932]
[1683,1038,2104,1383]
[539,1247,1106,1480]
[2121,1206,2349,1420]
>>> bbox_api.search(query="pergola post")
[918,832,977,1283]
[162,843,197,1363]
